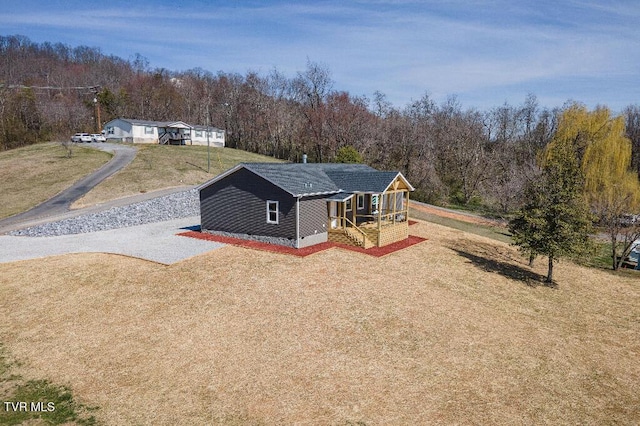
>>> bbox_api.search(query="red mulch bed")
[177,231,427,258]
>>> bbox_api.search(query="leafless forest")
[2,35,640,211]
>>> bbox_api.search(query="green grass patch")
[0,344,98,425]
[579,239,615,270]
[575,239,640,277]
[410,207,513,244]
[74,144,284,207]
[0,143,112,219]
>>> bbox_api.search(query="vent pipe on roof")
[302,154,307,164]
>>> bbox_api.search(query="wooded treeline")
[3,35,640,212]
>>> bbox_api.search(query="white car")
[71,133,92,143]
[91,133,106,143]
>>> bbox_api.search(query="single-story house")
[198,162,414,249]
[103,118,225,147]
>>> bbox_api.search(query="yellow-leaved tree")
[548,103,640,270]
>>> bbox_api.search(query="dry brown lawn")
[72,145,282,208]
[0,221,639,425]
[0,143,111,219]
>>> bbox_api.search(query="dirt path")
[409,200,503,227]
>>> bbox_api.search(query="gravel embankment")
[10,189,199,237]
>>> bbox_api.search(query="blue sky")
[2,0,639,112]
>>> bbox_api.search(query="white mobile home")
[103,118,225,147]
[190,125,225,147]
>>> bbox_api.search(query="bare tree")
[291,60,333,162]
[433,97,490,205]
[624,105,640,179]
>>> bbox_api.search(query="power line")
[0,84,100,92]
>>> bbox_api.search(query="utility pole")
[206,104,211,173]
[92,86,101,134]
[93,96,101,133]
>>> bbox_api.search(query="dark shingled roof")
[242,163,346,196]
[200,162,413,197]
[324,192,355,202]
[324,170,401,193]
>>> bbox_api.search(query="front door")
[330,202,338,229]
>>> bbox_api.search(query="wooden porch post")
[342,200,347,228]
[406,190,409,219]
[377,194,382,232]
[392,190,397,224]
[392,180,400,225]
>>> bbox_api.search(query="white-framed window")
[216,131,224,139]
[266,200,279,224]
[195,130,203,138]
[357,194,364,210]
[145,126,154,134]
[106,126,114,135]
[346,198,352,212]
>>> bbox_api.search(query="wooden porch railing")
[329,216,372,248]
[159,132,170,145]
[344,217,370,247]
[355,209,408,226]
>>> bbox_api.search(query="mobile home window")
[266,200,279,224]
[106,126,114,135]
[195,130,203,137]
[144,126,154,134]
[357,194,364,210]
[346,198,353,212]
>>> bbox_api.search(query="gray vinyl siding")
[298,195,328,238]
[200,168,296,238]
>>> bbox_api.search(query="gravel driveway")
[0,216,224,265]
[1,189,225,264]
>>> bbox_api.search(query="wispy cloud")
[1,0,638,110]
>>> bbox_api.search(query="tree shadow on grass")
[447,240,555,288]
[185,161,208,173]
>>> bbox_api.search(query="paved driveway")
[0,216,224,265]
[0,143,137,229]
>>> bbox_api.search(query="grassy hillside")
[72,144,282,208]
[0,221,638,424]
[0,142,282,217]
[0,143,112,220]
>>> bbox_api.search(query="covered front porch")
[158,122,193,145]
[327,178,411,249]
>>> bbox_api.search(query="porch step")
[328,230,361,247]
[329,228,375,249]
[344,227,364,247]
